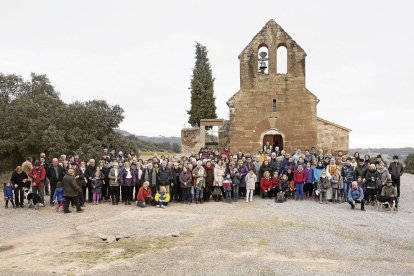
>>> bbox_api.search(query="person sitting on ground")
[137,181,153,208]
[347,181,366,211]
[260,171,275,198]
[377,179,398,210]
[154,185,170,208]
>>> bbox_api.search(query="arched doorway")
[262,130,284,151]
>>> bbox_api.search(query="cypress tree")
[187,42,217,127]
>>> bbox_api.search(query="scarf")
[144,168,157,186]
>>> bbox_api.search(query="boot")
[111,198,115,205]
[200,199,203,204]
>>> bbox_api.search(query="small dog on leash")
[24,189,43,210]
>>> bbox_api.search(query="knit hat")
[34,160,41,167]
[386,179,393,184]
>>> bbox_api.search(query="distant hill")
[114,129,180,145]
[350,148,414,165]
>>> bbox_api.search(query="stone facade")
[317,118,350,153]
[226,19,350,153]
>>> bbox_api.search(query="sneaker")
[156,205,160,208]
[39,203,44,207]
[161,205,166,209]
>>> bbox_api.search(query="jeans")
[195,188,203,201]
[348,199,365,210]
[343,181,351,201]
[182,187,191,203]
[295,183,304,199]
[32,185,45,204]
[391,177,400,198]
[319,191,327,202]
[137,197,153,208]
[50,181,58,204]
[225,190,232,201]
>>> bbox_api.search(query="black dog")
[24,189,43,210]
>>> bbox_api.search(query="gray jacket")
[388,162,403,179]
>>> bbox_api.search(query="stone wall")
[228,20,318,154]
[317,118,350,153]
[181,128,203,155]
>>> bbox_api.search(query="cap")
[386,178,393,184]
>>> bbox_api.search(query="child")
[154,186,170,208]
[245,169,257,203]
[53,181,65,212]
[318,171,330,204]
[3,183,15,208]
[280,174,290,200]
[223,173,233,203]
[91,169,104,205]
[330,168,342,203]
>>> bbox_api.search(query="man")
[84,159,96,203]
[341,157,355,201]
[171,162,182,202]
[377,178,398,209]
[62,168,83,213]
[388,155,403,200]
[157,161,173,194]
[354,158,367,181]
[30,161,46,206]
[75,162,87,206]
[348,181,365,211]
[141,163,157,197]
[46,158,65,206]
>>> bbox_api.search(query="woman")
[260,171,274,198]
[365,164,379,205]
[108,162,121,205]
[179,166,193,204]
[120,162,136,205]
[10,166,28,208]
[204,161,215,202]
[214,160,225,195]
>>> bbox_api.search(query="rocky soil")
[1,175,414,276]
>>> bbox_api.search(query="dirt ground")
[1,175,414,276]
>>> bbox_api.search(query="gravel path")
[1,174,414,275]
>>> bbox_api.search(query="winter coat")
[137,186,152,202]
[280,179,290,191]
[76,167,87,187]
[318,176,330,192]
[241,163,254,188]
[3,185,13,199]
[313,166,325,182]
[120,168,136,186]
[205,166,214,188]
[348,187,364,201]
[31,167,46,187]
[388,162,404,179]
[260,177,274,191]
[193,166,206,188]
[305,168,314,183]
[355,165,367,180]
[377,168,390,186]
[84,165,96,186]
[381,185,397,197]
[213,165,225,187]
[293,169,307,184]
[226,166,240,186]
[62,175,81,197]
[154,192,170,203]
[46,165,64,184]
[341,165,355,183]
[172,168,182,188]
[259,163,273,180]
[330,172,341,189]
[179,170,193,189]
[108,168,121,186]
[142,168,157,187]
[10,171,28,189]
[365,169,379,189]
[245,173,257,190]
[53,186,64,202]
[91,175,104,193]
[157,166,172,186]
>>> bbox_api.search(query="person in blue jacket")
[53,181,65,212]
[348,181,365,211]
[3,182,15,208]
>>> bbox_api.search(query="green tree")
[404,153,414,174]
[187,42,217,127]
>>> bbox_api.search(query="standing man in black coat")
[84,159,96,203]
[388,155,404,200]
[46,158,64,206]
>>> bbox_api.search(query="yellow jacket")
[154,192,170,203]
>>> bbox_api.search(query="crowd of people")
[3,145,404,213]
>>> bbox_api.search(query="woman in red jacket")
[137,181,153,208]
[260,171,275,198]
[294,164,307,201]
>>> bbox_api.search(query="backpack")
[275,191,285,203]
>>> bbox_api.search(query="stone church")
[182,19,350,154]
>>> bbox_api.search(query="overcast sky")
[1,0,413,148]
